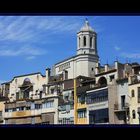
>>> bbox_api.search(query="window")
[16,108,19,111]
[23,78,31,85]
[13,108,16,112]
[45,121,50,124]
[59,120,62,124]
[86,89,108,104]
[46,101,54,108]
[26,107,31,110]
[131,90,135,97]
[59,118,74,124]
[64,96,69,102]
[0,111,2,116]
[31,103,35,110]
[91,68,94,71]
[79,37,80,48]
[16,107,24,111]
[121,95,125,109]
[132,110,136,119]
[78,110,86,118]
[110,75,115,82]
[78,96,81,103]
[72,91,74,100]
[24,92,29,99]
[16,92,19,100]
[77,95,85,104]
[90,37,92,47]
[40,91,42,99]
[50,89,54,94]
[35,104,42,109]
[83,36,86,46]
[138,87,140,103]
[89,108,109,124]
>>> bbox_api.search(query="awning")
[34,100,42,104]
[26,102,31,107]
[5,103,16,109]
[16,101,26,107]
[41,113,54,123]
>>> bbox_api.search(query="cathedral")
[54,19,99,79]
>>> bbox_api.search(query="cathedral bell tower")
[77,19,98,56]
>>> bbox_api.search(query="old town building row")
[0,19,140,125]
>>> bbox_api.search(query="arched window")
[90,37,92,47]
[131,90,135,97]
[83,36,86,46]
[132,110,136,119]
[79,37,80,48]
[23,78,31,85]
[98,77,107,87]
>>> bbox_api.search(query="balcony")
[77,118,87,124]
[77,85,90,94]
[0,116,3,122]
[130,75,140,85]
[114,103,129,112]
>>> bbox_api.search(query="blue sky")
[0,16,140,83]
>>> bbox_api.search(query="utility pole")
[74,78,78,124]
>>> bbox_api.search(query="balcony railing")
[114,103,129,111]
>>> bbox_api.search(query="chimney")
[105,64,109,72]
[115,61,118,69]
[46,68,51,84]
[95,62,100,74]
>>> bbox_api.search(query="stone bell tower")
[77,19,98,56]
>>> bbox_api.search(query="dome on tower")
[80,19,94,32]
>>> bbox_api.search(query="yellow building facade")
[0,101,5,124]
[129,82,140,124]
[74,78,88,124]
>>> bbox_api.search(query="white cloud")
[0,16,100,60]
[0,45,46,57]
[0,16,83,43]
[114,45,121,51]
[121,52,140,59]
[26,56,36,60]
